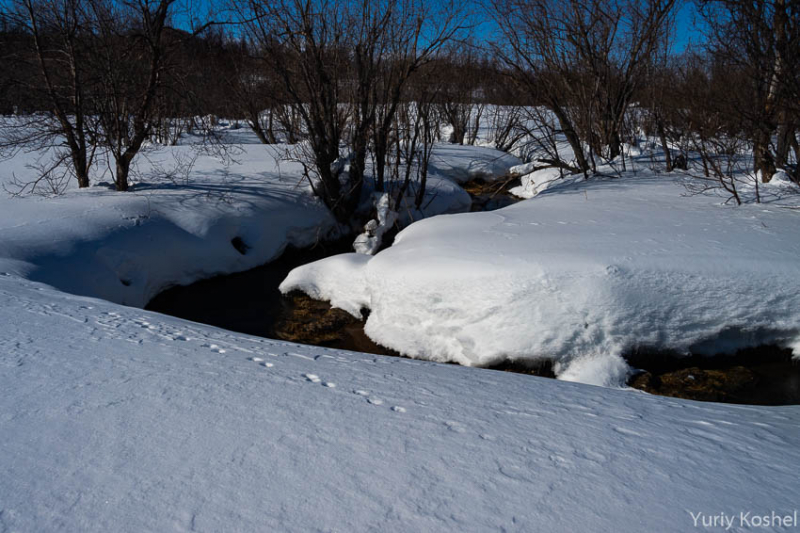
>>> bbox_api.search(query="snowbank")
[0,139,513,307]
[281,174,800,386]
[0,144,338,307]
[509,166,565,198]
[427,144,521,184]
[2,273,800,532]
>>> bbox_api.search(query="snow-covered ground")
[0,133,516,307]
[2,130,800,531]
[282,171,800,387]
[3,274,800,532]
[0,143,338,308]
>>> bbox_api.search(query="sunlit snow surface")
[283,174,800,386]
[2,275,799,532]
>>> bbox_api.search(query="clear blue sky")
[1,0,707,54]
[674,2,707,52]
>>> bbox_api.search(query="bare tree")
[1,0,97,188]
[698,0,800,182]
[241,0,351,221]
[240,0,462,224]
[490,0,677,174]
[86,0,184,191]
[2,0,214,192]
[369,0,462,193]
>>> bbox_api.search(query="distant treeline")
[0,0,798,216]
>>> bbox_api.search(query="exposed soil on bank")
[146,180,800,406]
[463,176,522,211]
[625,347,800,405]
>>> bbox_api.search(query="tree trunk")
[72,149,90,188]
[775,122,795,169]
[115,157,131,192]
[250,121,270,144]
[607,129,622,160]
[656,116,673,172]
[374,132,387,193]
[753,127,776,182]
[551,104,590,174]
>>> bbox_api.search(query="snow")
[281,173,800,386]
[354,192,400,255]
[3,274,800,532]
[0,143,338,307]
[769,169,798,188]
[509,166,565,198]
[427,143,521,184]
[0,133,512,307]
[2,126,800,531]
[509,161,538,176]
[282,252,371,316]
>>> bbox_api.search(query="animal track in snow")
[613,426,644,438]
[203,343,226,354]
[302,374,332,384]
[444,421,466,433]
[352,390,388,406]
[287,352,315,361]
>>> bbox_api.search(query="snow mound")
[0,144,338,307]
[427,144,521,184]
[281,175,800,386]
[395,174,472,220]
[768,169,798,188]
[280,252,370,317]
[508,161,537,176]
[509,167,565,198]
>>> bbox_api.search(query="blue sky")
[674,2,707,51]
[2,0,707,53]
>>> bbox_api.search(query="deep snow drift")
[282,173,800,386]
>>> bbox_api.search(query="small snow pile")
[555,354,632,387]
[281,174,800,387]
[354,192,398,255]
[509,167,564,198]
[508,161,537,176]
[768,169,798,188]
[280,253,370,316]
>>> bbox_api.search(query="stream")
[146,179,800,406]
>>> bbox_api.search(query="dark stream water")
[147,238,356,342]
